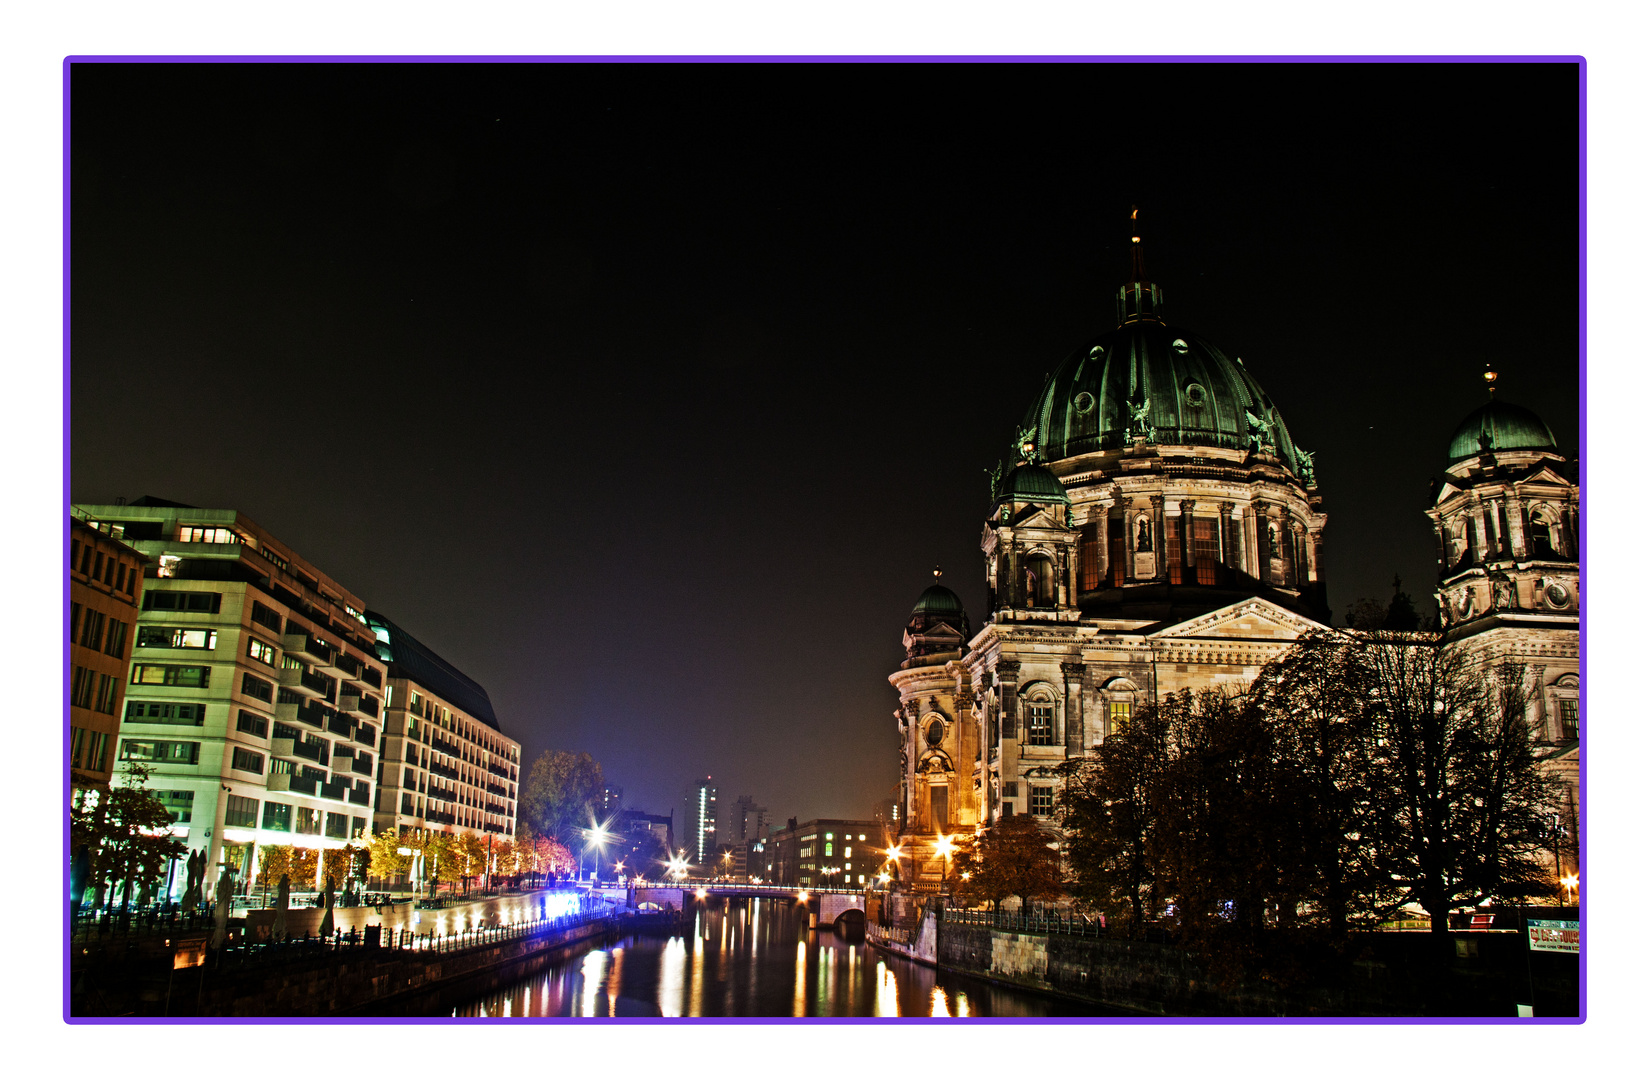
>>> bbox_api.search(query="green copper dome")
[1447,399,1559,463]
[992,462,1070,507]
[911,583,966,618]
[1020,320,1307,476]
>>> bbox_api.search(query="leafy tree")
[69,762,187,910]
[955,816,1062,912]
[457,831,488,894]
[1363,638,1563,932]
[258,844,294,893]
[493,834,520,882]
[424,831,463,895]
[290,846,319,890]
[1246,633,1396,939]
[366,829,411,882]
[322,847,349,890]
[1058,702,1171,933]
[519,751,605,846]
[514,827,575,887]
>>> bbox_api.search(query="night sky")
[68,61,1580,829]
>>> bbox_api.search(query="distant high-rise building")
[683,777,716,864]
[733,794,768,843]
[602,784,625,814]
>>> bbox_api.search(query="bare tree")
[1364,635,1563,932]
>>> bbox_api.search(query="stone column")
[1219,500,1236,577]
[996,662,1020,740]
[1467,499,1488,565]
[1062,661,1086,753]
[1151,496,1166,581]
[1253,501,1270,584]
[1178,499,1195,577]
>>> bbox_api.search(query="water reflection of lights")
[690,926,705,1017]
[605,947,624,1016]
[793,939,806,1017]
[930,986,951,1017]
[658,937,686,1017]
[577,950,608,1017]
[875,962,898,1017]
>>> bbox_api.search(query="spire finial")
[1129,204,1146,282]
[933,565,942,580]
[1482,360,1497,398]
[1118,205,1164,325]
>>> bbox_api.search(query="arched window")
[1023,687,1056,746]
[1528,506,1559,559]
[1024,553,1056,608]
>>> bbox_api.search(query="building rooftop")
[365,611,501,730]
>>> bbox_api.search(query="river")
[451,896,1109,1018]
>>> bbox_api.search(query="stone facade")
[889,232,1581,896]
[69,515,146,792]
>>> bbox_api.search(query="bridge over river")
[590,881,870,931]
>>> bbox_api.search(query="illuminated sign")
[1527,919,1579,954]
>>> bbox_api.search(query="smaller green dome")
[993,463,1071,507]
[911,583,965,618]
[1448,400,1559,463]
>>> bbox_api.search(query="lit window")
[132,664,211,688]
[1109,701,1131,736]
[247,638,276,665]
[1027,702,1054,746]
[844,846,851,857]
[177,525,242,545]
[825,843,833,857]
[138,626,217,650]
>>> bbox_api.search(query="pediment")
[1515,464,1574,488]
[1011,505,1069,531]
[1150,597,1330,642]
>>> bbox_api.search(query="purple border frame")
[60,53,1588,1027]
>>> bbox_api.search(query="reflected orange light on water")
[930,986,951,1016]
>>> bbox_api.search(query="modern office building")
[683,776,716,865]
[69,514,146,793]
[367,612,519,850]
[760,819,881,889]
[69,498,387,899]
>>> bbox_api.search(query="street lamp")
[885,844,904,884]
[581,822,613,884]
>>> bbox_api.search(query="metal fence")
[940,906,1111,939]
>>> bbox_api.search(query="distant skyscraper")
[683,777,716,864]
[733,794,768,843]
[602,784,624,814]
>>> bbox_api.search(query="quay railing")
[866,923,911,947]
[940,906,1111,939]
